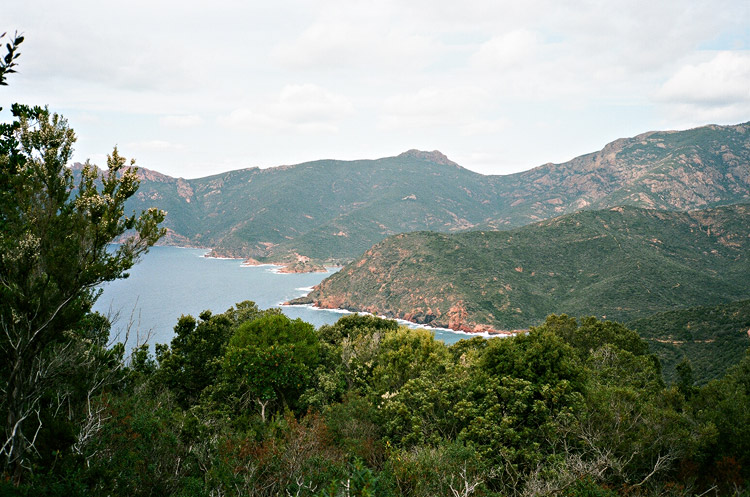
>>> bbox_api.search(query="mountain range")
[121,122,750,270]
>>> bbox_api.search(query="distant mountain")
[290,204,750,332]
[484,122,750,227]
[124,150,505,266]
[121,122,750,266]
[628,299,750,385]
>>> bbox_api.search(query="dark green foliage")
[155,312,233,408]
[372,327,451,395]
[541,315,649,358]
[379,361,472,448]
[629,298,750,384]
[386,442,486,497]
[689,350,750,491]
[5,303,749,496]
[154,301,280,408]
[318,313,399,345]
[463,330,585,470]
[480,327,585,390]
[325,394,385,467]
[220,314,319,420]
[318,458,385,497]
[675,358,697,398]
[81,387,188,497]
[562,478,618,497]
[0,104,164,481]
[0,31,23,87]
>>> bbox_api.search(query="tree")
[0,104,165,481]
[220,314,319,421]
[155,301,281,408]
[372,327,451,396]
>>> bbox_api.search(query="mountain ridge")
[114,121,750,269]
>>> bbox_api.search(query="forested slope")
[629,298,750,384]
[293,204,750,331]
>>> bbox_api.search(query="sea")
[92,245,478,351]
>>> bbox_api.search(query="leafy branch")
[0,31,24,86]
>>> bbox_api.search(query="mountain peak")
[398,149,456,166]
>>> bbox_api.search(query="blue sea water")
[92,245,474,350]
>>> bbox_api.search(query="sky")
[3,0,750,179]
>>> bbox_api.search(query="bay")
[93,245,472,351]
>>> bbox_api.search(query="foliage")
[629,298,750,384]
[220,314,319,420]
[541,315,649,359]
[154,301,282,409]
[689,350,750,492]
[0,104,165,481]
[2,301,748,496]
[372,327,451,395]
[0,31,23,87]
[463,329,585,470]
[122,122,750,267]
[81,386,188,497]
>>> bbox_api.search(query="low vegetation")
[121,122,750,266]
[629,299,750,385]
[3,308,750,496]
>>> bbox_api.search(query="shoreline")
[282,301,518,339]
[197,249,339,274]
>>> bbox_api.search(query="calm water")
[93,245,473,350]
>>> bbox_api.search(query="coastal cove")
[93,245,476,351]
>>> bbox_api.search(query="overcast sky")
[3,1,749,178]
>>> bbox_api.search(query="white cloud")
[160,115,203,128]
[460,118,511,136]
[655,51,750,125]
[4,0,750,178]
[470,30,541,69]
[379,86,489,129]
[658,51,750,106]
[275,84,354,122]
[271,17,439,71]
[128,140,185,152]
[219,84,354,134]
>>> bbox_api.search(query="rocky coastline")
[286,295,521,336]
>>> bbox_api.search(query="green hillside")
[124,150,507,263]
[629,299,750,385]
[485,122,750,227]
[292,204,750,331]
[119,122,750,266]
